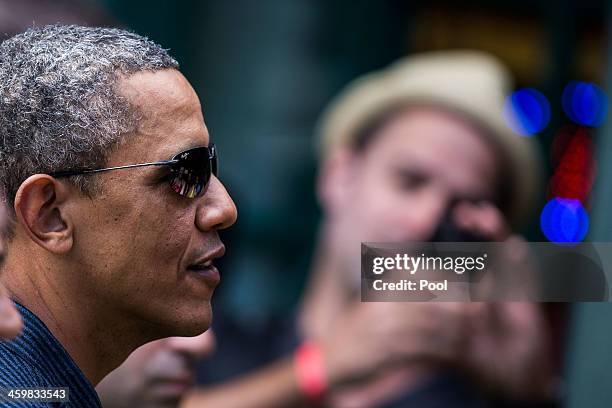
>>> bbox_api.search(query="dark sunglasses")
[50,145,218,199]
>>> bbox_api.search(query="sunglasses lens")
[169,147,212,198]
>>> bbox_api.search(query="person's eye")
[145,168,173,190]
[156,168,174,183]
[159,173,172,183]
[395,170,428,191]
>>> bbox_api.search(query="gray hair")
[0,24,179,215]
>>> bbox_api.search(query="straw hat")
[316,50,541,228]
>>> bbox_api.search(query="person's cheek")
[145,211,192,280]
[361,183,410,240]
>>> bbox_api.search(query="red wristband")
[294,341,328,401]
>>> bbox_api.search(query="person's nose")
[166,330,216,359]
[196,177,237,232]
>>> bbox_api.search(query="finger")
[453,201,510,241]
[0,286,22,339]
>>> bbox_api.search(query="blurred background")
[2,1,612,406]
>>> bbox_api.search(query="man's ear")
[14,175,74,254]
[316,147,359,217]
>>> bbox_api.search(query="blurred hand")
[452,201,511,241]
[449,202,554,397]
[319,301,478,387]
[462,302,554,399]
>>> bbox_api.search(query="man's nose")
[166,330,216,359]
[196,177,237,232]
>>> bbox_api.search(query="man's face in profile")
[97,331,215,408]
[323,107,498,282]
[0,204,22,339]
[65,69,237,338]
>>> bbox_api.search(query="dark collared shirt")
[0,302,102,407]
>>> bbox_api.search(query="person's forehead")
[361,107,498,194]
[113,69,209,163]
[365,108,494,164]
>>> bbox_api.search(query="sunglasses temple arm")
[51,160,178,178]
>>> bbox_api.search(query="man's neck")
[2,251,146,385]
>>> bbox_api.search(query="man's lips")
[186,245,225,284]
[186,264,220,285]
[187,245,225,269]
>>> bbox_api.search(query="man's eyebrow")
[161,142,211,159]
[145,142,211,177]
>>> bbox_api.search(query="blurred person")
[0,25,236,407]
[0,204,22,339]
[97,331,216,408]
[184,51,554,408]
[0,0,114,39]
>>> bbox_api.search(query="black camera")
[429,201,488,242]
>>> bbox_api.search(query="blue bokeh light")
[540,198,589,243]
[562,81,608,127]
[503,88,551,136]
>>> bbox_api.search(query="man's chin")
[170,304,212,337]
[137,300,213,339]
